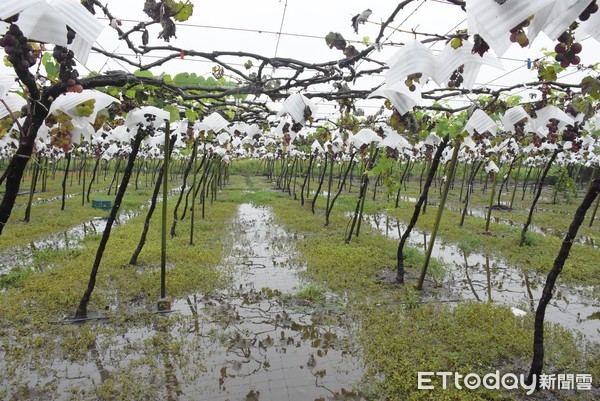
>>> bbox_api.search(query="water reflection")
[396,196,597,247]
[0,188,184,276]
[171,204,363,400]
[363,213,600,342]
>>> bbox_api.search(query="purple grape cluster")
[578,0,598,21]
[448,65,464,88]
[554,31,582,67]
[0,22,37,71]
[52,46,82,92]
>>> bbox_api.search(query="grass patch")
[521,231,539,247]
[294,282,328,303]
[0,268,33,289]
[359,301,599,400]
[458,234,483,255]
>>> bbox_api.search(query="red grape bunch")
[554,31,582,67]
[404,73,422,92]
[561,122,584,153]
[532,133,543,149]
[471,34,490,57]
[513,119,527,142]
[509,17,532,48]
[554,1,599,67]
[0,18,38,71]
[66,26,76,45]
[545,118,560,144]
[564,104,578,118]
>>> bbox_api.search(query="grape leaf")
[163,104,180,122]
[172,1,193,22]
[42,52,59,79]
[125,88,137,99]
[581,76,600,100]
[225,109,236,120]
[173,72,191,86]
[571,96,593,117]
[134,69,154,78]
[185,108,198,122]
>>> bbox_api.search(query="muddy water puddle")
[170,204,363,400]
[0,188,185,276]
[361,214,600,343]
[0,210,139,275]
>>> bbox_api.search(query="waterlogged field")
[0,167,599,400]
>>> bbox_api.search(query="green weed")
[294,282,327,303]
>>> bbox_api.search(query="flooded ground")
[0,210,138,275]
[396,195,598,247]
[361,213,600,343]
[171,204,363,400]
[0,187,184,275]
[0,204,363,400]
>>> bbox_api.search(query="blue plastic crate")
[92,200,112,211]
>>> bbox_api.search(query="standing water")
[171,204,363,400]
[0,204,363,400]
[362,214,600,343]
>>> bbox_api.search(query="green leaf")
[173,72,191,86]
[42,52,59,79]
[134,69,154,78]
[161,74,173,84]
[152,97,166,108]
[581,76,600,100]
[172,1,193,22]
[163,105,180,122]
[539,65,558,81]
[505,95,523,107]
[224,109,235,120]
[185,108,198,122]
[370,156,393,176]
[107,87,120,98]
[173,72,203,87]
[124,88,137,99]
